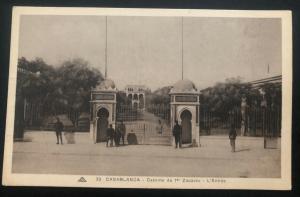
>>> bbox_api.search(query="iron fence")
[200,106,281,137]
[146,104,170,122]
[18,97,281,138]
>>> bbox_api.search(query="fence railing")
[116,105,141,121]
[19,97,281,138]
[146,104,170,122]
[200,106,281,137]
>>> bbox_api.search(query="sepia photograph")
[2,7,292,189]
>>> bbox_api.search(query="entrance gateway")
[170,79,200,147]
[96,108,109,142]
[90,79,117,143]
[180,110,192,144]
[90,78,200,147]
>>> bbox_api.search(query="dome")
[95,78,116,90]
[170,79,197,93]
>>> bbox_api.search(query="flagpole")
[105,16,108,79]
[181,17,184,80]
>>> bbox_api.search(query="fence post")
[143,123,146,144]
[262,107,266,148]
[241,97,247,136]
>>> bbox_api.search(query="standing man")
[114,126,121,147]
[54,117,64,145]
[229,124,237,152]
[119,121,126,145]
[106,124,115,147]
[172,120,182,149]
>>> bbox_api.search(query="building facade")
[124,85,148,109]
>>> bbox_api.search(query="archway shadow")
[177,144,197,149]
[234,148,250,152]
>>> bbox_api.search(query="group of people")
[172,120,237,152]
[106,121,126,147]
[54,117,237,152]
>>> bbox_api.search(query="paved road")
[12,131,281,178]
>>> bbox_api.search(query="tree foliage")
[116,92,131,106]
[147,86,172,106]
[17,57,103,126]
[17,57,56,101]
[200,77,250,112]
[200,77,281,112]
[55,59,103,113]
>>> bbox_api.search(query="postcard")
[2,7,292,189]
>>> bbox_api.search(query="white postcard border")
[2,7,292,190]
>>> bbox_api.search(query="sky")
[19,15,282,91]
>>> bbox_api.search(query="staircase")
[146,136,172,146]
[124,120,172,146]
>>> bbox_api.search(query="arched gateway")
[180,109,192,144]
[90,79,117,143]
[170,79,200,147]
[90,78,200,147]
[96,108,109,142]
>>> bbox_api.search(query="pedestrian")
[119,121,126,145]
[229,124,237,152]
[114,126,121,147]
[54,117,64,145]
[106,124,115,147]
[156,119,163,135]
[172,120,182,148]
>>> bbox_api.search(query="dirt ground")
[11,131,281,178]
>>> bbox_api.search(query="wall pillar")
[240,97,247,136]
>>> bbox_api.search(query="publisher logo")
[78,177,87,182]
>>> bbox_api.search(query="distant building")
[124,85,148,109]
[247,75,282,89]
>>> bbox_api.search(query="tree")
[147,86,172,106]
[259,83,281,108]
[16,57,104,128]
[17,57,56,102]
[116,92,131,106]
[200,77,250,112]
[200,76,282,112]
[55,58,103,126]
[14,57,56,136]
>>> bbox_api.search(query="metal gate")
[116,104,172,145]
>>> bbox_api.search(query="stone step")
[125,132,172,145]
[146,136,172,145]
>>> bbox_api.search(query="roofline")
[200,75,282,92]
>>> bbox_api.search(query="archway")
[180,110,192,144]
[96,108,109,142]
[133,102,138,109]
[128,94,132,100]
[139,94,144,109]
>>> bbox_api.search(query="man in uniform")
[229,123,237,152]
[106,124,115,147]
[172,120,182,148]
[114,126,121,147]
[54,117,64,145]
